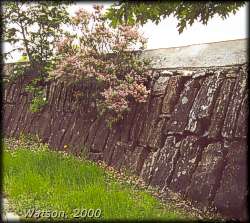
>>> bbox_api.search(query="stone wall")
[3,39,248,220]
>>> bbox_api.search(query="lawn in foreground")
[3,137,193,221]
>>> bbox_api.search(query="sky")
[3,2,248,62]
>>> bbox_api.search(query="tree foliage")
[3,1,71,112]
[3,1,70,68]
[50,5,151,126]
[105,1,246,33]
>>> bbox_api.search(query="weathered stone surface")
[22,108,36,134]
[214,141,247,221]
[11,83,20,104]
[109,142,132,170]
[208,79,235,139]
[58,85,67,110]
[47,82,56,105]
[164,79,201,134]
[15,103,32,136]
[147,118,165,149]
[28,114,43,136]
[47,112,66,149]
[88,152,103,162]
[103,128,121,165]
[192,70,207,78]
[152,76,170,95]
[36,109,51,141]
[235,93,248,138]
[222,69,247,138]
[161,76,186,115]
[6,83,21,136]
[84,117,102,149]
[169,136,201,194]
[9,95,28,137]
[3,104,15,134]
[9,83,18,102]
[49,82,60,108]
[186,142,225,207]
[59,114,77,147]
[3,83,12,103]
[139,96,162,146]
[91,119,110,152]
[55,83,64,110]
[141,39,247,69]
[149,136,181,188]
[129,104,146,142]
[140,150,159,185]
[185,73,223,134]
[58,113,78,149]
[74,120,94,149]
[3,83,9,100]
[66,114,91,152]
[124,146,150,174]
[120,104,137,143]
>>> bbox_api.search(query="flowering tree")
[50,5,151,126]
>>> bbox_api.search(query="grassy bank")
[3,136,194,221]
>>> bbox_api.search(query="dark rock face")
[186,74,223,134]
[129,104,146,143]
[214,141,248,221]
[161,76,185,115]
[148,118,165,149]
[143,136,180,188]
[235,93,248,138]
[208,79,235,139]
[186,142,225,207]
[91,119,110,153]
[139,96,162,146]
[3,64,248,221]
[164,78,201,134]
[169,136,201,194]
[103,128,121,165]
[124,146,150,174]
[221,69,247,139]
[109,142,135,170]
[152,76,169,95]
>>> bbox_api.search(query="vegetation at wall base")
[3,135,197,221]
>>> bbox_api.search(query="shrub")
[25,77,47,113]
[50,5,151,127]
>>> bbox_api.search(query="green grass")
[3,137,194,221]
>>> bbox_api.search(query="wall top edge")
[3,39,248,69]
[142,39,248,69]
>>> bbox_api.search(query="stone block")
[185,73,223,134]
[186,142,225,207]
[161,76,186,115]
[169,136,201,193]
[208,79,235,139]
[139,96,162,146]
[149,136,180,188]
[222,70,247,138]
[214,141,247,221]
[235,93,248,138]
[164,79,201,134]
